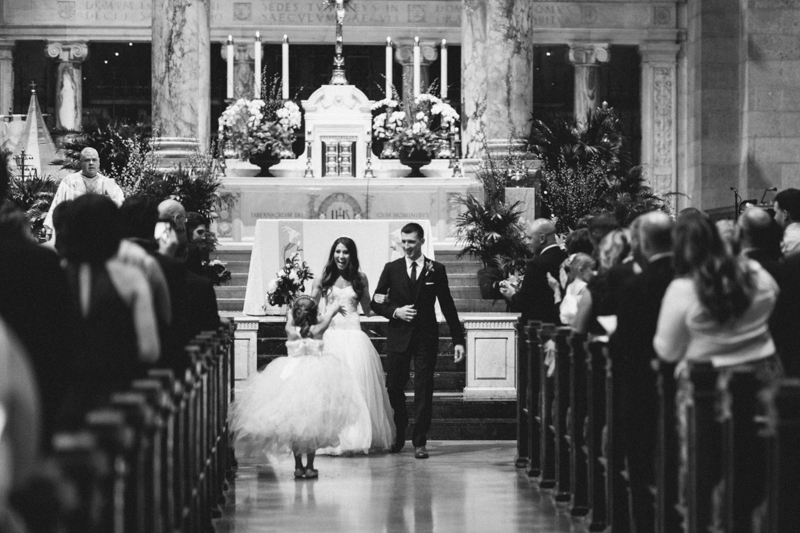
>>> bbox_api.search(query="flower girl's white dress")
[229,332,366,455]
[318,285,396,454]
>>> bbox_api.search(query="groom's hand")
[394,305,416,322]
[453,344,465,364]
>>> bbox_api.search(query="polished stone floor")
[216,441,585,533]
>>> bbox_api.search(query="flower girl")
[229,296,365,479]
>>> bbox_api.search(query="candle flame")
[256,31,260,40]
[414,36,419,46]
[442,39,447,47]
[386,37,392,45]
[227,35,233,44]
[283,35,288,43]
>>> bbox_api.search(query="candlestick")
[282,35,289,100]
[413,37,421,98]
[226,35,234,99]
[254,32,262,99]
[441,39,448,100]
[385,37,393,98]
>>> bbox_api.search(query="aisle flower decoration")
[218,78,301,160]
[266,252,314,307]
[371,92,459,158]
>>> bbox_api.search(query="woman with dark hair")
[61,194,160,418]
[654,213,780,374]
[310,237,395,454]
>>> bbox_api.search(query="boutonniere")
[423,259,434,279]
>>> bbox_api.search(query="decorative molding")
[652,66,673,169]
[567,43,610,66]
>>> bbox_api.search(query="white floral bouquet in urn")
[371,92,459,157]
[265,252,314,308]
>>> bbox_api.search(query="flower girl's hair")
[292,296,318,338]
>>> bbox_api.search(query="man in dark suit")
[613,211,675,533]
[499,218,567,325]
[371,222,465,459]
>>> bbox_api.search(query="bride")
[311,237,396,454]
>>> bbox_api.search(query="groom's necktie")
[410,261,417,284]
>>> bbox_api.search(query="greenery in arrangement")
[5,170,59,241]
[529,106,667,232]
[218,76,301,160]
[52,118,152,176]
[371,87,459,157]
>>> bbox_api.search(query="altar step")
[213,247,506,313]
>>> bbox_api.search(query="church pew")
[515,318,530,469]
[537,323,557,489]
[568,332,590,517]
[525,320,543,478]
[553,327,572,504]
[604,341,629,532]
[585,340,608,532]
[656,360,681,533]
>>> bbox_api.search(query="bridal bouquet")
[266,252,314,307]
[203,259,233,286]
[371,93,459,157]
[219,80,301,160]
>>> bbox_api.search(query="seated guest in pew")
[60,194,161,421]
[613,211,675,533]
[654,212,782,378]
[500,218,567,325]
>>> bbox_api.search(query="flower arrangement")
[266,252,314,308]
[371,92,459,157]
[219,77,301,160]
[203,259,233,286]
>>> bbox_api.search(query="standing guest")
[157,199,189,260]
[773,188,800,257]
[186,212,211,276]
[613,211,675,533]
[559,253,595,328]
[737,207,783,279]
[60,194,160,420]
[654,213,781,376]
[587,212,620,249]
[371,223,465,458]
[43,147,124,236]
[500,219,567,325]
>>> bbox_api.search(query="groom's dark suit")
[371,256,465,448]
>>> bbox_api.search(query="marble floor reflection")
[216,440,586,533]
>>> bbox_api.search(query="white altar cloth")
[243,219,434,315]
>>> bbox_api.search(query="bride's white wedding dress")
[319,285,396,454]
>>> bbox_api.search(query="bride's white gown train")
[319,285,396,454]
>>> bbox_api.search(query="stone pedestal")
[0,41,14,116]
[45,41,88,131]
[640,43,680,200]
[568,43,610,124]
[395,39,438,100]
[152,0,211,150]
[463,313,520,400]
[221,43,256,100]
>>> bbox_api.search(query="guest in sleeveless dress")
[311,237,396,454]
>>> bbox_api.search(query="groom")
[372,222,465,459]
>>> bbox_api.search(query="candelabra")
[303,140,314,178]
[364,141,375,178]
[451,134,463,178]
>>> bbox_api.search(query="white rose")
[266,278,279,293]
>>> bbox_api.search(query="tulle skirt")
[318,328,396,454]
[230,353,366,455]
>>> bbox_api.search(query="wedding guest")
[559,253,595,328]
[773,188,800,256]
[565,227,594,256]
[60,194,160,420]
[186,212,210,276]
[43,147,124,237]
[500,218,567,325]
[157,199,189,260]
[654,213,781,377]
[587,212,620,249]
[613,211,675,533]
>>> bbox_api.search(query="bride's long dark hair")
[320,237,365,300]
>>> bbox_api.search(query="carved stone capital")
[220,42,256,63]
[567,43,610,66]
[46,41,89,63]
[395,39,439,66]
[0,40,15,61]
[639,42,681,65]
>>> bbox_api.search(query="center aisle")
[216,441,583,533]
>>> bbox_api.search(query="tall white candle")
[254,32,262,99]
[282,35,289,100]
[226,35,234,99]
[441,39,448,100]
[385,37,393,98]
[413,37,421,98]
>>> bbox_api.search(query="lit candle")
[413,37,420,98]
[385,37,393,98]
[226,35,234,99]
[441,39,447,100]
[254,32,262,99]
[282,35,289,100]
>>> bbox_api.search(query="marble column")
[45,41,88,131]
[0,41,14,115]
[221,43,255,100]
[462,0,534,158]
[152,0,211,151]
[640,42,680,199]
[567,43,610,124]
[395,39,438,101]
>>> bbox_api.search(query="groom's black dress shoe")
[414,446,429,459]
[390,442,404,454]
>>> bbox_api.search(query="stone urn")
[399,147,432,177]
[224,157,260,177]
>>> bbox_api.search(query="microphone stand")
[731,187,742,218]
